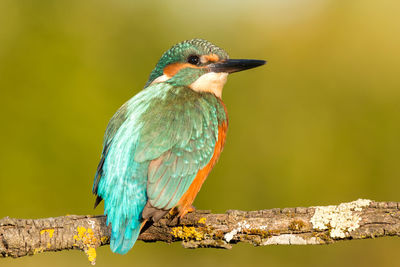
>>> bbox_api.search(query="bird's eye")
[187,55,200,65]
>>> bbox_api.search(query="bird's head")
[145,39,266,98]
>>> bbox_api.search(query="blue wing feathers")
[93,84,226,254]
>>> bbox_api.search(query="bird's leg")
[169,207,179,216]
[178,205,196,219]
[170,205,196,225]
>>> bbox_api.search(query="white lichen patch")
[263,234,319,245]
[224,229,237,242]
[310,199,372,238]
[224,221,251,242]
[88,219,96,229]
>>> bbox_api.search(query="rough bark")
[1,199,399,264]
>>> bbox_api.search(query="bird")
[92,38,266,254]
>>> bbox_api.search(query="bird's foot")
[168,207,178,216]
[178,205,196,219]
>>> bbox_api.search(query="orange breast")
[176,121,228,217]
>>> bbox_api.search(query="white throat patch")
[189,72,228,98]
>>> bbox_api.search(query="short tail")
[110,221,142,255]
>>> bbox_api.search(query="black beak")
[209,59,266,74]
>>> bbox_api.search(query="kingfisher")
[93,39,265,254]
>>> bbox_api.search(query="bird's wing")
[134,90,227,217]
[92,85,164,254]
[92,102,130,203]
[92,84,227,253]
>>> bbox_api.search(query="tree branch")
[1,199,399,264]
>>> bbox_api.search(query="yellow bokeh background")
[1,0,399,266]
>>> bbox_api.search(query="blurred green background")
[1,0,399,266]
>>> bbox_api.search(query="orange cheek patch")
[163,62,208,77]
[163,63,192,77]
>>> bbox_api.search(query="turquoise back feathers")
[93,81,227,254]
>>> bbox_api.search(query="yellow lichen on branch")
[198,217,207,224]
[40,229,55,238]
[171,226,205,241]
[73,226,98,265]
